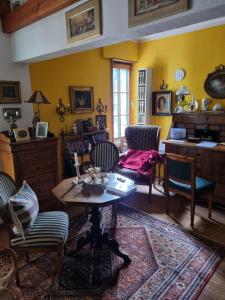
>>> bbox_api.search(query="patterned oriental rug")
[1,205,224,300]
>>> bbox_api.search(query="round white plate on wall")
[175,69,185,81]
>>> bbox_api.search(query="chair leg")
[56,250,62,286]
[25,252,29,263]
[190,198,195,228]
[148,176,153,203]
[164,188,170,215]
[208,192,214,218]
[15,268,20,287]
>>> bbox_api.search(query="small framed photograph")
[69,86,94,113]
[36,122,48,138]
[96,115,107,129]
[0,81,21,104]
[152,91,172,116]
[13,128,30,142]
[66,0,102,45]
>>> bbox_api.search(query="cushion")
[168,176,215,194]
[11,211,69,248]
[8,180,39,240]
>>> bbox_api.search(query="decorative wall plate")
[175,69,185,81]
[204,65,225,99]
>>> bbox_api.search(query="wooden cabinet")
[0,134,59,211]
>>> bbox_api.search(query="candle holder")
[74,163,83,184]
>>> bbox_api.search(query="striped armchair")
[117,125,161,201]
[0,172,69,286]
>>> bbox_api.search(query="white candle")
[74,152,79,165]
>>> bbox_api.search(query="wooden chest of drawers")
[0,134,59,211]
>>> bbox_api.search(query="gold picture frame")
[13,128,30,142]
[128,0,189,27]
[69,86,94,114]
[66,0,102,45]
[152,91,172,116]
[0,81,21,104]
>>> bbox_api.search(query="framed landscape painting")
[128,0,189,27]
[66,0,102,44]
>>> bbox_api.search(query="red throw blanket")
[118,149,163,176]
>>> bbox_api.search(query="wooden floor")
[124,184,225,300]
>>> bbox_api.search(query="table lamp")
[176,86,190,112]
[26,90,50,122]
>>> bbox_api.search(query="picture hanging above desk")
[152,91,172,116]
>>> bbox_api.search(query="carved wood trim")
[2,0,80,34]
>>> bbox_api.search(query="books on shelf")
[106,175,136,196]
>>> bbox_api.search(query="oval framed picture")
[204,65,225,99]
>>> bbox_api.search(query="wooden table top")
[52,173,134,207]
[163,139,225,152]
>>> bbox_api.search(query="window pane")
[113,68,119,92]
[121,115,129,137]
[113,93,119,115]
[120,93,128,115]
[113,116,119,138]
[120,69,128,92]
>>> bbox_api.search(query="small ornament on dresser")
[201,97,211,111]
[213,103,224,112]
[73,123,78,135]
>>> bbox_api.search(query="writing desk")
[164,140,225,205]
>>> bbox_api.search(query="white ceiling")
[8,0,225,63]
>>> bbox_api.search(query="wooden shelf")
[2,0,80,34]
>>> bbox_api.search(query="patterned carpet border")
[117,204,225,300]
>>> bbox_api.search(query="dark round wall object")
[204,65,225,99]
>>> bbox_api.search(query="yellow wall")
[29,24,225,177]
[132,24,225,138]
[103,41,139,62]
[29,48,111,136]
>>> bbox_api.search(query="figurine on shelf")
[201,97,211,111]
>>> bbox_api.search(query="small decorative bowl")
[82,175,109,194]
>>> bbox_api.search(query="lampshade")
[176,86,190,96]
[26,91,50,124]
[26,90,50,104]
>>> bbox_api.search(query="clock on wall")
[175,69,185,81]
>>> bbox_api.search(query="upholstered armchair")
[117,125,161,200]
[0,172,69,286]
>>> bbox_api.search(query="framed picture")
[66,0,102,45]
[96,115,107,130]
[152,91,172,116]
[13,128,30,142]
[69,86,94,113]
[128,0,189,27]
[0,81,21,104]
[36,122,48,138]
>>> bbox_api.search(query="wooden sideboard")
[165,112,225,206]
[0,134,59,211]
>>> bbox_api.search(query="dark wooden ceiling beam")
[0,0,10,17]
[2,0,80,34]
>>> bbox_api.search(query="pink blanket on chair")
[118,149,163,176]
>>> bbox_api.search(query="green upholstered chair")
[0,172,69,286]
[164,153,215,227]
